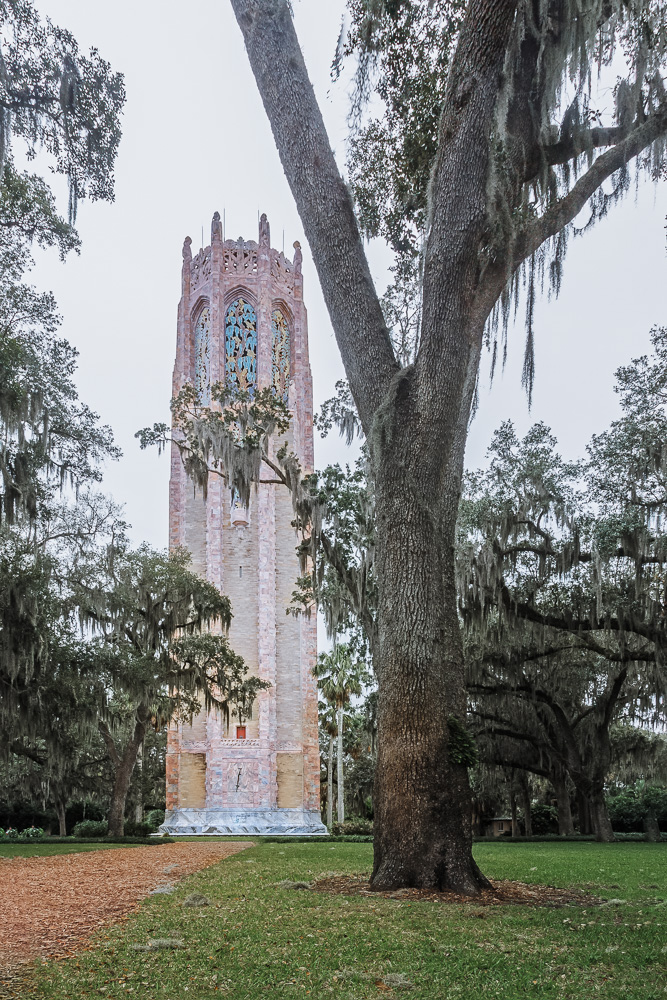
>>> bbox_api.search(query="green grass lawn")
[22,841,667,999]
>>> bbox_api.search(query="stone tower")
[162,212,325,836]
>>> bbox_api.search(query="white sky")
[27,0,667,551]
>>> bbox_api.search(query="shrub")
[3,827,19,839]
[145,809,165,831]
[72,819,108,838]
[607,785,667,832]
[124,820,152,838]
[21,826,44,839]
[531,804,559,835]
[331,818,373,835]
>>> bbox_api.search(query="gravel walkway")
[0,841,250,977]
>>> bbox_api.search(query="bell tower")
[162,212,325,836]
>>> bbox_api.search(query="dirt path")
[0,841,250,978]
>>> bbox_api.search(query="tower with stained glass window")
[162,212,325,835]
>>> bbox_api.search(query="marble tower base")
[159,807,327,837]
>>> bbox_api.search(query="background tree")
[73,545,268,837]
[460,333,667,837]
[318,699,338,828]
[0,0,125,802]
[313,643,368,825]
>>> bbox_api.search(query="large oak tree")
[223,0,667,892]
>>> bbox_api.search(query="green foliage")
[145,809,165,831]
[341,1,463,256]
[20,825,43,838]
[331,818,373,835]
[123,820,151,838]
[313,644,369,712]
[530,804,559,835]
[339,2,667,395]
[72,819,108,837]
[0,0,125,222]
[607,783,667,832]
[138,383,291,511]
[447,715,478,768]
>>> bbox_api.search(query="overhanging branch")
[515,102,667,265]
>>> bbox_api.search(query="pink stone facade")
[162,213,325,836]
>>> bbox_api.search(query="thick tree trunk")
[519,774,532,837]
[644,812,661,843]
[371,438,490,892]
[577,788,592,835]
[326,735,334,828]
[100,714,147,838]
[552,771,574,836]
[337,709,344,825]
[590,790,615,843]
[56,798,66,837]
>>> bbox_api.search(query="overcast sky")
[28,0,667,550]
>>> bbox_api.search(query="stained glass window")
[271,308,290,403]
[225,298,257,395]
[194,306,211,405]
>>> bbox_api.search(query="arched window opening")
[225,297,257,395]
[194,306,211,405]
[271,308,290,403]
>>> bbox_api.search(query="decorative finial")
[182,236,192,261]
[293,240,302,274]
[211,211,222,243]
[259,212,270,248]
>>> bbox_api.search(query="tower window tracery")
[194,306,211,405]
[225,297,257,395]
[271,308,290,403]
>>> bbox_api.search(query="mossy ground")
[20,841,667,999]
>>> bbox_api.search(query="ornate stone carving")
[191,248,212,291]
[271,308,290,402]
[211,210,222,243]
[222,239,258,275]
[194,306,211,405]
[269,249,294,292]
[182,236,192,262]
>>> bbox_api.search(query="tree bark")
[590,789,615,843]
[644,812,661,843]
[326,734,334,828]
[577,788,592,835]
[337,708,344,825]
[518,773,532,837]
[371,435,490,891]
[56,798,66,837]
[99,714,147,838]
[552,769,574,836]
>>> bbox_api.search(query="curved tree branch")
[514,102,667,266]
